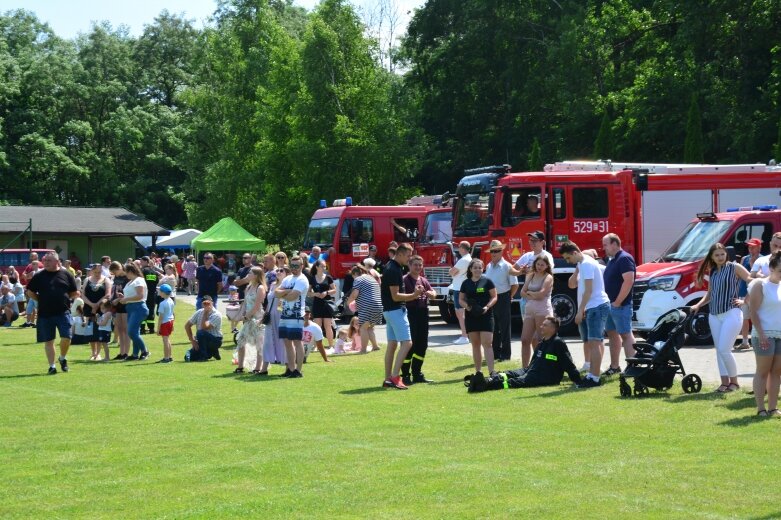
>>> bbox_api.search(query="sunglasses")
[290,264,302,269]
[490,250,502,253]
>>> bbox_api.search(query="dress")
[460,276,496,333]
[262,282,286,364]
[523,274,553,319]
[352,275,383,326]
[237,285,266,366]
[311,274,335,319]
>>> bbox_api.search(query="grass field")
[0,301,777,519]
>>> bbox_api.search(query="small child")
[225,285,242,333]
[156,284,175,363]
[96,302,113,362]
[348,316,362,353]
[70,297,88,327]
[333,327,350,354]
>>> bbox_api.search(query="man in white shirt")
[185,296,223,361]
[510,231,555,277]
[448,241,472,344]
[275,259,310,378]
[559,241,610,388]
[485,240,519,361]
[751,232,781,278]
[0,284,19,327]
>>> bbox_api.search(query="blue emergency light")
[725,205,778,212]
[320,199,327,208]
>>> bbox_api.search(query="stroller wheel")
[233,331,239,345]
[633,383,649,397]
[681,374,702,394]
[619,377,632,398]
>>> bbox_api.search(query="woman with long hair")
[519,254,554,368]
[234,266,267,374]
[459,258,498,377]
[308,260,337,350]
[114,262,149,361]
[691,243,751,392]
[109,262,131,359]
[748,251,781,416]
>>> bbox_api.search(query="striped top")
[709,262,739,315]
[353,275,383,315]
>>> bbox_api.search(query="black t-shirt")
[311,275,334,300]
[380,259,404,311]
[525,335,581,385]
[236,265,252,299]
[27,268,78,318]
[142,267,159,299]
[460,276,495,312]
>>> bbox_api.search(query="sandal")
[733,343,751,352]
[716,384,730,393]
[769,409,781,417]
[233,368,244,374]
[757,409,769,417]
[727,383,740,392]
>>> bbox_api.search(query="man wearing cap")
[139,256,160,334]
[485,240,518,361]
[185,295,223,361]
[737,238,763,350]
[196,253,224,310]
[601,233,636,376]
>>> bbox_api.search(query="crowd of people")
[3,231,781,416]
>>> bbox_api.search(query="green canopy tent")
[191,217,266,255]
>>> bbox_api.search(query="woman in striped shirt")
[691,243,751,392]
[346,265,383,353]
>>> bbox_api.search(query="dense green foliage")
[3,0,781,247]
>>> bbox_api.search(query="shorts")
[605,304,633,334]
[453,289,463,310]
[96,330,111,343]
[383,308,411,342]
[159,320,174,337]
[752,336,781,356]
[37,312,73,343]
[578,302,609,342]
[279,318,304,340]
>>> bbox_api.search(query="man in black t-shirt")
[140,256,159,334]
[232,253,254,300]
[26,252,80,375]
[380,243,424,390]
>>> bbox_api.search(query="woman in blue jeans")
[113,263,149,360]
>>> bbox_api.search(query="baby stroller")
[619,307,702,397]
[225,299,244,345]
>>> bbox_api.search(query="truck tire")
[439,301,458,324]
[551,278,578,335]
[686,304,712,345]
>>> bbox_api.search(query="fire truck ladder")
[544,160,781,174]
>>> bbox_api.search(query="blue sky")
[2,0,423,39]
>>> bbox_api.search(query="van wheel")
[439,301,458,324]
[551,279,577,335]
[686,306,712,345]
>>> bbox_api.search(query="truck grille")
[632,280,649,320]
[424,267,451,287]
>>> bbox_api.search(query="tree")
[683,93,704,163]
[528,138,542,171]
[593,112,613,160]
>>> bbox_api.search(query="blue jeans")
[126,302,149,356]
[195,330,223,361]
[578,302,610,342]
[605,304,633,334]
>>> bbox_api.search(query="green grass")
[0,301,777,519]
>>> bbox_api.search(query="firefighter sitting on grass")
[467,316,582,392]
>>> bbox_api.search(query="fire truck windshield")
[453,193,491,237]
[303,217,339,249]
[422,212,452,243]
[657,220,732,262]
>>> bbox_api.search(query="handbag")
[261,294,271,325]
[325,298,339,315]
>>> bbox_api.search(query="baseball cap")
[201,295,213,302]
[746,238,762,247]
[369,245,377,251]
[305,306,312,314]
[527,231,545,241]
[158,284,173,295]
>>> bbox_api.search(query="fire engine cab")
[447,160,781,332]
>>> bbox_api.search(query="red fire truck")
[303,197,452,310]
[445,161,781,331]
[635,205,781,343]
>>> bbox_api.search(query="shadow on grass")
[430,378,466,386]
[718,415,766,428]
[610,391,670,401]
[746,511,781,520]
[0,372,47,379]
[445,364,477,373]
[340,386,386,395]
[666,391,725,403]
[723,396,757,411]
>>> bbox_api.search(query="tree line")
[2,0,781,249]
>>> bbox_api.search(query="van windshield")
[303,218,339,249]
[657,220,733,262]
[422,212,452,244]
[453,193,490,237]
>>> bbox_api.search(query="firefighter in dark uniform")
[140,256,160,334]
[400,255,437,386]
[467,316,582,392]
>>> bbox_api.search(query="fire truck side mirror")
[488,191,495,214]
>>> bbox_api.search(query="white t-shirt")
[514,250,554,271]
[123,277,147,300]
[577,255,610,310]
[280,273,309,319]
[751,254,771,277]
[302,322,324,347]
[452,254,472,291]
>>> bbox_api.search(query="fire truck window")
[573,188,609,218]
[502,188,542,226]
[552,188,566,219]
[392,218,418,242]
[351,219,374,243]
[726,223,772,258]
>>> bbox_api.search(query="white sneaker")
[453,336,470,345]
[579,364,591,372]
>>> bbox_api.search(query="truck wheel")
[551,279,577,335]
[686,306,712,345]
[439,301,458,324]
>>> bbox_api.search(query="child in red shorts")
[156,284,175,363]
